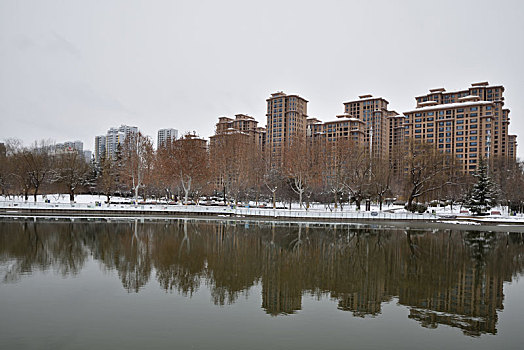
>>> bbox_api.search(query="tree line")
[1,134,523,213]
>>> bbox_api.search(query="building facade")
[94,124,138,162]
[404,82,515,173]
[94,135,106,163]
[306,115,366,147]
[266,92,308,167]
[157,128,179,149]
[342,95,395,159]
[212,114,266,151]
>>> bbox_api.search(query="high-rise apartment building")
[211,114,266,150]
[306,115,366,146]
[94,124,138,162]
[94,135,106,163]
[266,92,308,166]
[342,95,395,159]
[51,140,84,155]
[508,134,517,161]
[404,82,515,173]
[83,150,92,162]
[157,128,179,149]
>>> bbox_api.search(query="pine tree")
[464,158,497,215]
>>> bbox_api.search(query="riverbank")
[1,199,524,229]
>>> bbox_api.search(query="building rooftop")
[344,95,388,104]
[405,100,494,114]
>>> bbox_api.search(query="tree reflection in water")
[1,219,523,336]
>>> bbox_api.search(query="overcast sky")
[1,0,523,156]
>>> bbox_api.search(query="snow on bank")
[1,194,523,224]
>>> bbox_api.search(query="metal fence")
[0,201,456,221]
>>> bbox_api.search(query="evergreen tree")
[464,158,497,215]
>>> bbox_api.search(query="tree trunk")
[407,196,414,211]
[272,191,276,209]
[69,190,75,202]
[33,186,39,202]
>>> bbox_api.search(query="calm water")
[1,219,524,350]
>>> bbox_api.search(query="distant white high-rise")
[157,128,179,149]
[94,135,106,163]
[52,140,84,155]
[83,150,92,162]
[94,124,139,163]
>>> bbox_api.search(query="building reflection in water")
[1,219,523,337]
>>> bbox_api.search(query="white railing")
[0,201,451,221]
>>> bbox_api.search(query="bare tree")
[121,132,154,203]
[264,165,284,210]
[12,141,52,202]
[53,151,91,202]
[370,157,392,210]
[402,139,456,211]
[173,133,209,204]
[342,145,371,210]
[284,141,312,209]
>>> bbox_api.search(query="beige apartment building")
[266,92,308,167]
[212,114,266,151]
[342,95,399,159]
[508,134,517,160]
[306,115,366,146]
[404,82,516,173]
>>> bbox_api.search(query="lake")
[1,218,523,349]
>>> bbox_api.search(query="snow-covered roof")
[404,100,494,114]
[324,117,363,124]
[344,96,388,104]
[458,95,480,101]
[418,100,438,106]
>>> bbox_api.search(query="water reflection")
[1,219,523,337]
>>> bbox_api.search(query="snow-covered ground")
[1,194,523,224]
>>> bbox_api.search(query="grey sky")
[1,0,523,157]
